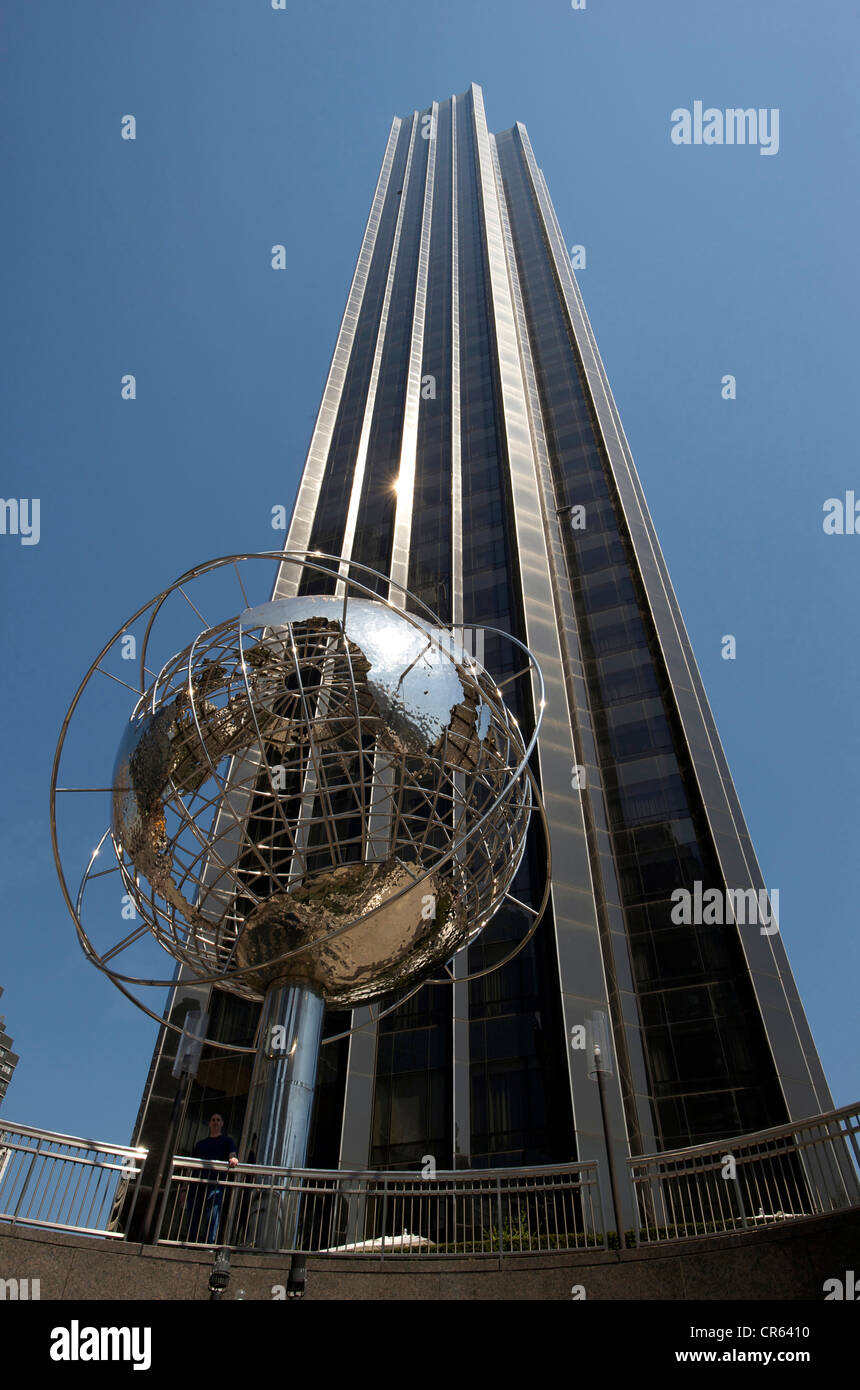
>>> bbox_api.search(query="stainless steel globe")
[110,596,534,1009]
[52,553,550,1246]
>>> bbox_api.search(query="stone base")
[0,1208,855,1300]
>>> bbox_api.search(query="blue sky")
[1,0,857,1142]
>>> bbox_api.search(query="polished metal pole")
[594,1045,626,1249]
[243,978,325,1251]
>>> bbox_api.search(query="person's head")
[208,1113,225,1136]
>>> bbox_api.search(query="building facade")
[131,85,832,1192]
[0,988,19,1109]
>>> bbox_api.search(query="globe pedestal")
[241,978,325,1252]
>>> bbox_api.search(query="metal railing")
[0,1122,147,1239]
[1,1104,858,1254]
[155,1157,606,1257]
[629,1103,860,1244]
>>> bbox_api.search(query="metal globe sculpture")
[110,594,533,1009]
[52,552,549,1245]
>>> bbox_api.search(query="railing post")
[11,1146,40,1226]
[121,1156,145,1239]
[595,1064,626,1248]
[735,1170,749,1231]
[219,1163,241,1249]
[495,1177,504,1259]
[153,1160,174,1245]
[630,1167,641,1248]
[380,1178,388,1264]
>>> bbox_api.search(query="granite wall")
[0,1209,856,1300]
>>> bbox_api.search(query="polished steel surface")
[234,860,467,1004]
[53,554,547,1045]
[244,982,326,1171]
[109,592,531,1008]
[241,980,326,1250]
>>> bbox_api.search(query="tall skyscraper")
[132,84,832,1191]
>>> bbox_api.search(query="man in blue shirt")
[188,1114,238,1244]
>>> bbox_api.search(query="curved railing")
[629,1103,860,1245]
[1,1104,857,1254]
[155,1157,605,1256]
[0,1122,146,1239]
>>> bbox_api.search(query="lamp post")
[588,1010,626,1248]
